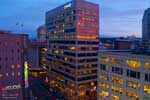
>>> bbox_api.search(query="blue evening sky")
[0,0,150,38]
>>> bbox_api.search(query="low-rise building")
[0,30,28,100]
[98,51,150,100]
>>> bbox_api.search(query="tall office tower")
[0,30,28,100]
[46,0,99,99]
[142,8,150,48]
[98,51,150,100]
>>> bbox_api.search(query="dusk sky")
[0,0,150,38]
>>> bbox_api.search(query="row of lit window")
[47,22,75,30]
[47,10,75,20]
[77,22,98,28]
[99,92,120,100]
[77,16,97,22]
[100,83,150,96]
[99,90,139,99]
[0,72,21,78]
[100,83,122,94]
[51,29,64,34]
[77,9,98,16]
[100,57,150,70]
[49,34,74,39]
[77,70,97,75]
[0,64,21,70]
[100,74,123,85]
[77,28,98,34]
[78,64,97,69]
[47,16,75,26]
[49,28,76,34]
[49,45,97,52]
[126,80,140,90]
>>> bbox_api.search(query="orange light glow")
[77,35,97,39]
[77,28,98,34]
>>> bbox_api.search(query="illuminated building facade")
[142,8,150,48]
[0,30,28,100]
[46,0,99,99]
[98,51,150,100]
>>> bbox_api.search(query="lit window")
[90,82,94,86]
[126,91,139,99]
[99,91,109,98]
[145,63,150,70]
[78,91,85,97]
[64,57,68,61]
[69,46,76,51]
[100,82,109,89]
[144,85,150,94]
[126,80,140,90]
[17,64,20,68]
[111,86,122,94]
[0,74,3,78]
[100,57,109,63]
[111,76,123,85]
[126,60,141,69]
[54,50,59,53]
[100,73,109,81]
[11,65,15,69]
[6,73,9,77]
[111,95,119,100]
[18,72,21,76]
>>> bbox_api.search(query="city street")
[29,77,56,100]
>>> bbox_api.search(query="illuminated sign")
[1,84,21,91]
[24,61,29,88]
[64,3,72,9]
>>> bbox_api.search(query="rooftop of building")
[99,48,150,58]
[46,0,98,15]
[0,30,28,36]
[29,41,46,47]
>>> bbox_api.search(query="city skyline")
[0,0,150,100]
[0,0,150,38]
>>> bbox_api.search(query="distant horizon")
[0,0,150,38]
